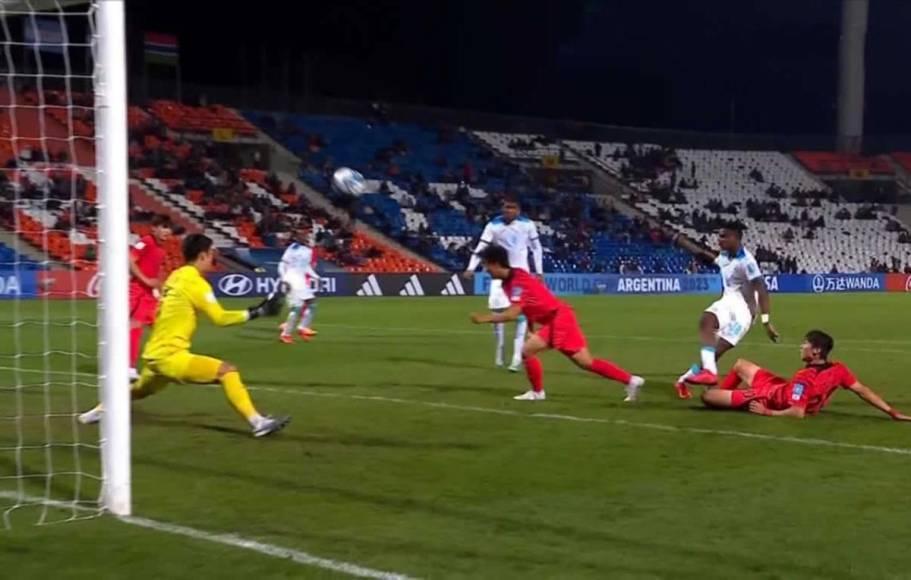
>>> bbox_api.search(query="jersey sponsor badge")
[511,287,523,299]
[792,383,805,400]
[134,241,146,250]
[747,262,757,275]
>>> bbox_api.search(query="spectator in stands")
[836,207,851,220]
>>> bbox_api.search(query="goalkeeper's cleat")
[686,369,718,386]
[297,328,317,341]
[253,415,291,438]
[279,334,294,345]
[513,389,546,401]
[78,405,103,425]
[675,381,692,399]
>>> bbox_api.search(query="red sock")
[720,370,741,390]
[589,358,632,385]
[524,356,544,392]
[129,326,143,368]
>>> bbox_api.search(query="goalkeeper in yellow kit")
[79,234,290,438]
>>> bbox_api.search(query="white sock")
[700,347,718,374]
[494,322,505,364]
[283,306,300,336]
[512,316,527,366]
[299,303,316,329]
[678,364,700,383]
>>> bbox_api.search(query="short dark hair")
[480,244,510,268]
[502,197,520,208]
[720,220,746,239]
[805,329,834,358]
[182,233,213,263]
[150,214,171,228]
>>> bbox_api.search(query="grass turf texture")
[1,294,910,579]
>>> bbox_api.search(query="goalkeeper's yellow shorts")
[134,351,224,396]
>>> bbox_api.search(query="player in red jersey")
[129,214,174,380]
[470,244,644,401]
[702,329,911,420]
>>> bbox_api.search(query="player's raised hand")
[764,321,780,343]
[463,270,475,280]
[247,284,286,320]
[748,400,772,416]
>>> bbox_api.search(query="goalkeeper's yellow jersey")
[143,265,249,360]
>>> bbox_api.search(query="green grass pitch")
[1,294,910,579]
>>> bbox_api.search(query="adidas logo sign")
[440,274,466,296]
[399,274,425,297]
[356,274,383,296]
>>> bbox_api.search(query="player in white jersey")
[675,221,779,398]
[278,226,320,344]
[465,198,544,371]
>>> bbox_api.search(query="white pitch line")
[311,324,911,354]
[0,491,415,580]
[3,365,910,456]
[253,385,911,457]
[119,516,416,580]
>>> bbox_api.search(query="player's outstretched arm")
[671,232,716,261]
[847,381,911,421]
[465,224,495,275]
[748,400,806,419]
[470,304,522,324]
[192,282,282,326]
[750,277,779,342]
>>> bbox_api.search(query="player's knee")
[217,362,237,378]
[699,312,718,330]
[701,390,719,407]
[733,358,746,371]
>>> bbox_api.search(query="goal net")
[0,0,130,527]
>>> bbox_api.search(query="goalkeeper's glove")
[247,284,286,320]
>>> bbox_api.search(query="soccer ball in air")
[332,167,367,195]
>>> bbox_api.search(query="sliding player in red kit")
[702,329,911,420]
[470,244,644,401]
[129,215,173,380]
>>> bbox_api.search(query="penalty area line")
[0,491,416,580]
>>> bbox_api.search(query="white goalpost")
[0,0,130,525]
[95,0,130,518]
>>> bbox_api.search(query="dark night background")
[125,0,911,135]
